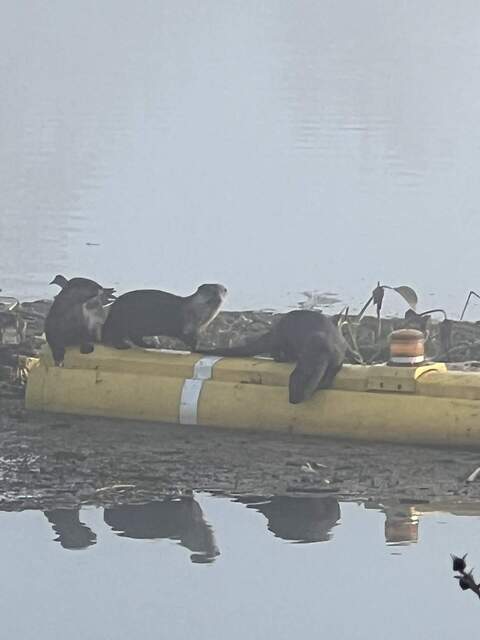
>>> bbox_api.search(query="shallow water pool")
[1,494,479,639]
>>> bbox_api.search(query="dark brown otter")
[45,280,107,366]
[202,309,346,404]
[101,284,227,351]
[50,274,116,304]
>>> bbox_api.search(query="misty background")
[1,1,479,315]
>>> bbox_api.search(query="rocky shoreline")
[2,295,480,391]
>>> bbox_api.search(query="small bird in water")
[50,274,116,304]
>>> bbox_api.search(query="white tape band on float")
[179,356,223,425]
[389,355,425,365]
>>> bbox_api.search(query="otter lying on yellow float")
[25,324,480,448]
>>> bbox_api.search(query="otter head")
[194,284,227,323]
[289,333,330,404]
[195,284,228,305]
[184,284,227,337]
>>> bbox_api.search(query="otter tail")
[201,331,274,357]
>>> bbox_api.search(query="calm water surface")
[2,2,480,316]
[2,493,480,639]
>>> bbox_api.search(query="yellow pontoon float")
[25,328,480,448]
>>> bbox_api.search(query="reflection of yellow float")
[25,344,480,448]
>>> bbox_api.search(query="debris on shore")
[2,292,480,393]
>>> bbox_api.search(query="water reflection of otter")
[44,509,97,550]
[242,496,341,543]
[104,498,220,563]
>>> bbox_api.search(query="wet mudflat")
[3,396,480,510]
[2,399,480,635]
[1,494,480,639]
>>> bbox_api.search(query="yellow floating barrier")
[25,344,480,448]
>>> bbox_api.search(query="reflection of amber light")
[385,515,419,545]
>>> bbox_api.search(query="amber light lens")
[389,329,425,363]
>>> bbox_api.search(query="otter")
[45,280,107,366]
[101,284,227,351]
[50,274,116,303]
[202,309,346,404]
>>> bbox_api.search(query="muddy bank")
[1,396,480,514]
[2,296,480,514]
